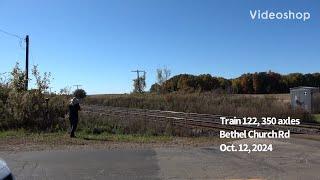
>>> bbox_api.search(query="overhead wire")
[0,28,25,51]
[0,28,23,40]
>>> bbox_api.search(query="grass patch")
[78,131,173,143]
[313,114,320,123]
[0,129,67,143]
[0,130,229,151]
[0,129,29,138]
[0,129,173,144]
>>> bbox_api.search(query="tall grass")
[78,111,190,136]
[85,93,309,120]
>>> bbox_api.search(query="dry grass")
[85,93,306,120]
[78,111,200,137]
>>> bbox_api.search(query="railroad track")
[82,105,320,135]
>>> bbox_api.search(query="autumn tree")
[150,71,320,94]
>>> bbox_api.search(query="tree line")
[150,71,320,94]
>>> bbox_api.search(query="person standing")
[69,97,81,138]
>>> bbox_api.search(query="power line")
[0,28,25,50]
[73,85,82,90]
[0,28,23,40]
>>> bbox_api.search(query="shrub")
[73,89,87,99]
[0,63,68,131]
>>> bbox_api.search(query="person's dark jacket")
[69,103,81,121]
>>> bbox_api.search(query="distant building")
[290,86,319,113]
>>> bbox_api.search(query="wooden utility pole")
[131,70,146,93]
[25,35,29,90]
[73,84,82,90]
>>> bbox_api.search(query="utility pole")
[49,87,53,94]
[25,35,29,91]
[73,84,82,90]
[131,70,146,93]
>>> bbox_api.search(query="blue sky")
[0,0,319,94]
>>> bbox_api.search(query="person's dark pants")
[70,118,78,137]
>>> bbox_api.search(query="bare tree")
[157,66,171,85]
[32,65,51,93]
